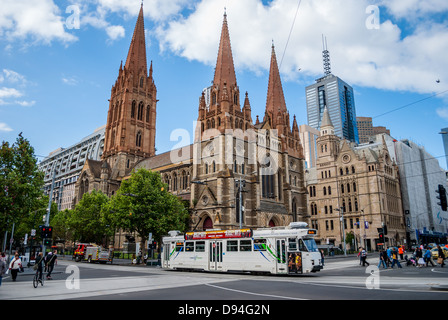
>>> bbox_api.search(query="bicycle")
[32,269,44,288]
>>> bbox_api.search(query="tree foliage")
[67,189,111,245]
[107,168,189,249]
[0,133,45,235]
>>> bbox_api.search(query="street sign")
[31,229,36,236]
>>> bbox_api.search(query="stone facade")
[306,108,405,251]
[73,8,308,233]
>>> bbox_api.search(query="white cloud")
[0,87,22,99]
[106,25,125,41]
[15,100,36,107]
[156,0,448,95]
[380,0,448,19]
[0,122,13,132]
[0,0,77,44]
[436,107,448,121]
[0,69,35,106]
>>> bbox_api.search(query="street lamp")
[334,207,347,256]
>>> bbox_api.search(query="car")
[430,247,448,259]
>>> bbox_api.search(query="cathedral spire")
[213,11,237,89]
[124,5,147,75]
[265,43,287,121]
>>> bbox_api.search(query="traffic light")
[43,239,52,246]
[436,184,448,211]
[377,228,384,244]
[41,226,53,238]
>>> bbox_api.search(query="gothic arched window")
[136,131,142,147]
[131,100,136,118]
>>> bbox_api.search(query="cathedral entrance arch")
[203,216,213,230]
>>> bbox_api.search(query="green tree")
[67,190,111,245]
[0,133,45,240]
[108,168,189,250]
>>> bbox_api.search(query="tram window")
[288,238,297,251]
[240,240,252,252]
[254,239,267,251]
[175,242,184,252]
[227,240,238,252]
[195,241,205,252]
[185,242,194,252]
[298,239,308,252]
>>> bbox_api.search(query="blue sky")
[0,0,447,169]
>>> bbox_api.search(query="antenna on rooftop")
[322,34,331,76]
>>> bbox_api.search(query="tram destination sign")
[185,229,253,240]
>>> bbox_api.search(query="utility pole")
[42,170,56,255]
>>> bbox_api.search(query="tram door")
[209,240,223,271]
[162,243,170,268]
[276,239,287,274]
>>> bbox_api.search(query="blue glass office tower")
[306,74,359,143]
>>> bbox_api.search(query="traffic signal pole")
[42,170,56,254]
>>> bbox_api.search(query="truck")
[84,246,113,264]
[73,243,93,262]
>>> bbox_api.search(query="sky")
[0,0,447,169]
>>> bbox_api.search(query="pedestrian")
[45,250,57,279]
[424,247,435,267]
[386,247,392,267]
[390,248,402,269]
[357,248,362,265]
[0,253,7,286]
[437,245,445,267]
[377,249,387,269]
[361,248,370,267]
[320,249,325,266]
[33,252,45,283]
[8,253,22,281]
[398,246,404,260]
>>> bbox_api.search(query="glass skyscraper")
[306,74,359,143]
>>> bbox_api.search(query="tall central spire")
[213,12,237,88]
[265,43,287,117]
[125,4,147,75]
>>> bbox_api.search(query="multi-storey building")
[306,108,405,251]
[306,74,359,143]
[38,125,105,210]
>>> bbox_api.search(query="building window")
[137,102,144,121]
[131,100,136,118]
[146,106,150,122]
[136,131,142,147]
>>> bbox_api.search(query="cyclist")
[34,252,45,284]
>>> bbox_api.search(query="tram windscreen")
[303,238,319,252]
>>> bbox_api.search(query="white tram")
[161,222,323,275]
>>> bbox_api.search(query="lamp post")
[334,207,347,256]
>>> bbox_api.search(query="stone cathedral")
[74,5,308,231]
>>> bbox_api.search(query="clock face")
[342,154,351,163]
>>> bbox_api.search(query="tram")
[161,222,323,275]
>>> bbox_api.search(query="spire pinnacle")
[265,43,287,120]
[213,12,237,89]
[124,5,147,75]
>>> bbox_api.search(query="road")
[1,255,447,304]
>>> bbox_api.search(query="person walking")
[437,245,445,267]
[390,248,402,269]
[320,249,325,266]
[45,250,57,280]
[8,253,22,281]
[377,249,387,269]
[424,247,435,267]
[398,246,404,260]
[361,248,370,267]
[386,247,392,267]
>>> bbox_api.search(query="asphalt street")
[1,254,448,303]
